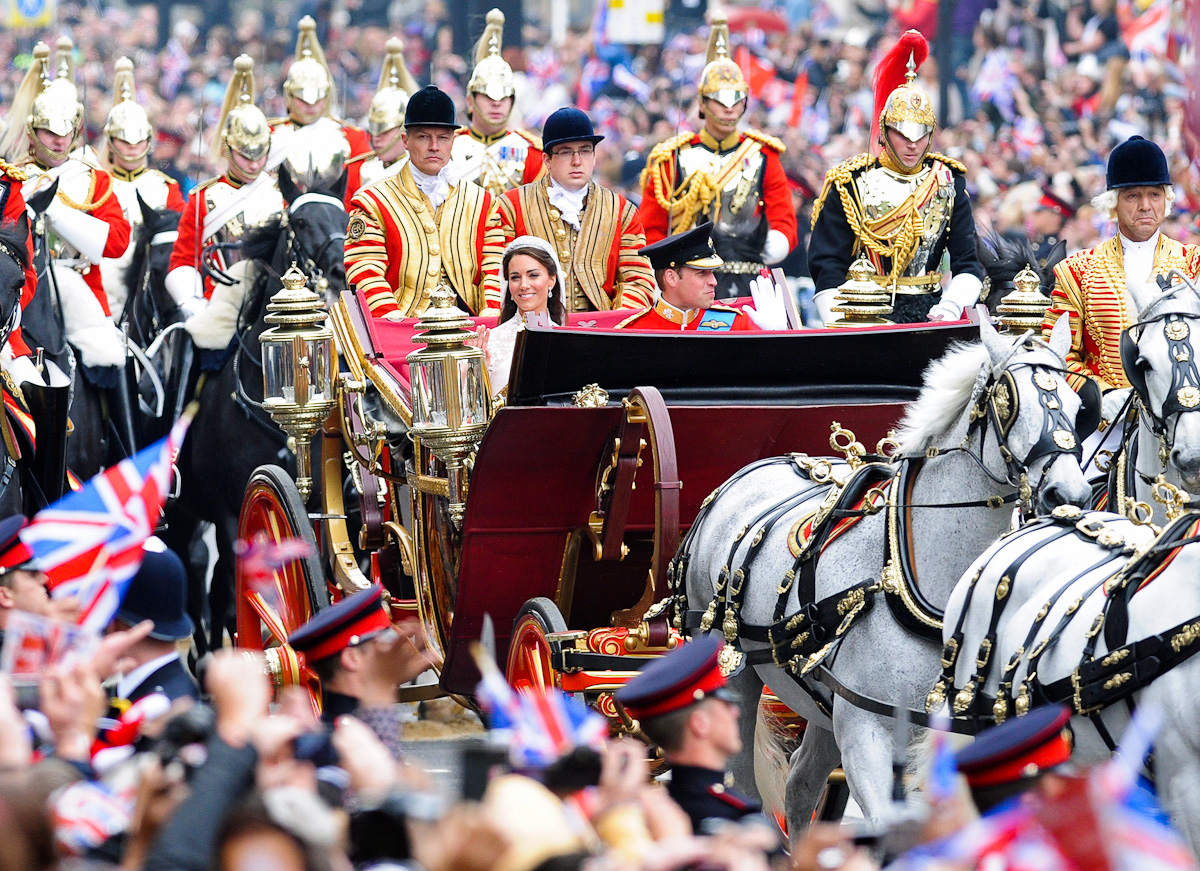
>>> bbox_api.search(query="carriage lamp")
[996,265,1052,336]
[260,263,336,502]
[406,284,493,528]
[827,257,894,328]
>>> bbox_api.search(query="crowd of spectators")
[1,0,1196,268]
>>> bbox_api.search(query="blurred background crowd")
[0,0,1196,271]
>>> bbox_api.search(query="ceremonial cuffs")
[1043,234,1200,391]
[495,176,655,312]
[346,165,504,317]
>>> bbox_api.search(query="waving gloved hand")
[1101,387,1133,427]
[741,273,789,331]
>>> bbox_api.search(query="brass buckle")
[1071,666,1103,715]
[1075,518,1107,539]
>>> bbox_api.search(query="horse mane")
[894,341,989,450]
[124,208,181,300]
[239,216,285,264]
[0,219,30,269]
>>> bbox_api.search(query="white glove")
[165,266,204,305]
[1101,387,1132,425]
[761,229,791,266]
[43,197,110,264]
[741,274,789,331]
[179,296,208,320]
[927,273,983,322]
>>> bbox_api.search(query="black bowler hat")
[288,583,391,662]
[0,515,32,573]
[404,85,459,130]
[541,107,604,154]
[639,222,724,271]
[116,546,194,641]
[1106,135,1171,190]
[955,703,1073,790]
[616,635,734,721]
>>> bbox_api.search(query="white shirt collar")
[409,163,453,208]
[547,179,588,230]
[1119,229,1161,254]
[116,651,181,700]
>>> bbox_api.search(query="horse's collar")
[289,192,345,213]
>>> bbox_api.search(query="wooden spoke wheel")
[236,465,330,705]
[506,597,567,693]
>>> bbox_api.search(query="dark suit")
[667,765,762,833]
[123,657,200,704]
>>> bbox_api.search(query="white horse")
[940,506,1200,853]
[1105,279,1200,524]
[677,318,1095,838]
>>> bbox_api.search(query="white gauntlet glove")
[165,266,204,306]
[927,273,983,322]
[43,198,110,264]
[761,229,790,266]
[741,274,789,331]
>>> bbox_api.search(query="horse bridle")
[1121,312,1200,439]
[283,192,346,288]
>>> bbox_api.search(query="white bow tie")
[548,182,587,230]
[410,165,452,209]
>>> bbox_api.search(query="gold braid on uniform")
[742,129,786,153]
[926,151,968,175]
[56,169,115,213]
[639,131,712,227]
[810,153,872,229]
[0,160,27,183]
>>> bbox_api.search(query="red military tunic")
[0,162,38,357]
[616,298,755,331]
[20,159,131,316]
[638,128,797,250]
[450,128,544,196]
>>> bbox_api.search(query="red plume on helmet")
[871,30,929,151]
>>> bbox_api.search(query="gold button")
[429,245,440,255]
[428,263,440,276]
[549,209,560,219]
[424,223,436,234]
[555,228,566,237]
[415,203,425,212]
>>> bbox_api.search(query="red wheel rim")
[506,614,561,693]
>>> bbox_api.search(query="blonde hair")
[1091,185,1175,220]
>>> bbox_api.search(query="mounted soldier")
[639,13,797,299]
[100,57,186,318]
[808,30,984,325]
[167,55,285,350]
[5,38,135,457]
[449,9,545,197]
[271,16,371,207]
[355,38,420,193]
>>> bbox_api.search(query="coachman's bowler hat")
[116,546,195,642]
[1106,135,1171,190]
[541,107,604,154]
[404,85,459,130]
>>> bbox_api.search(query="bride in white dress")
[478,236,568,400]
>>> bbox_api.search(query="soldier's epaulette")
[515,129,544,150]
[194,176,223,193]
[710,303,741,313]
[615,308,651,329]
[927,151,967,175]
[0,160,26,183]
[346,151,375,166]
[743,128,786,154]
[268,117,293,129]
[810,152,874,228]
[645,131,696,169]
[145,168,176,184]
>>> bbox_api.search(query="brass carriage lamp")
[996,264,1052,336]
[406,284,493,528]
[260,263,336,502]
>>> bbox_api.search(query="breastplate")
[205,179,285,256]
[853,164,955,276]
[679,143,767,258]
[24,160,97,261]
[451,133,528,197]
[113,173,171,233]
[358,155,405,191]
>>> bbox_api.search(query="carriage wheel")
[236,465,330,705]
[506,597,567,693]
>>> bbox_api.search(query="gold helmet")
[105,57,153,151]
[466,8,515,103]
[285,16,334,110]
[698,13,748,109]
[213,55,271,165]
[368,37,419,136]
[873,30,936,172]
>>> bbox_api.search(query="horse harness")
[669,357,1098,731]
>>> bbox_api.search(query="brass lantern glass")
[406,285,493,527]
[260,264,336,501]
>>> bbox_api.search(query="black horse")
[165,169,347,654]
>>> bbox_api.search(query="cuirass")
[451,132,529,196]
[112,172,172,231]
[205,178,285,246]
[853,164,954,276]
[679,143,767,259]
[358,155,405,191]
[24,160,97,260]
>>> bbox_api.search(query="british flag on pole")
[19,409,193,633]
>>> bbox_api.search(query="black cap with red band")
[955,703,1074,790]
[616,635,734,722]
[287,583,391,662]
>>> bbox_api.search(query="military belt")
[715,260,765,275]
[872,273,942,295]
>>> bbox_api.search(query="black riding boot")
[105,367,139,460]
[20,382,70,505]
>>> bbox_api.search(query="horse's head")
[279,165,347,294]
[0,221,29,347]
[1122,283,1200,489]
[126,192,183,314]
[977,316,1096,513]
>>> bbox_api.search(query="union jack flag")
[19,409,193,633]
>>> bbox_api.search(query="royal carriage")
[232,276,980,721]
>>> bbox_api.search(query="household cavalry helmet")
[213,55,271,164]
[872,30,937,174]
[285,16,335,112]
[0,38,85,164]
[697,12,748,109]
[368,37,420,136]
[467,8,515,102]
[105,57,153,157]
